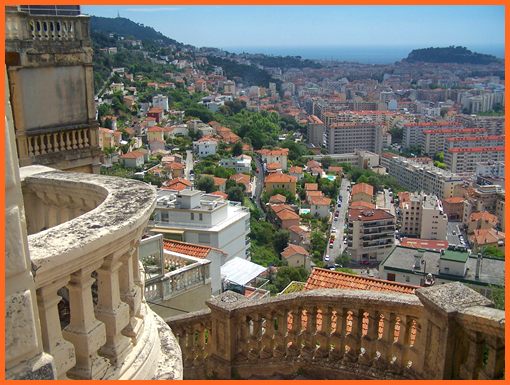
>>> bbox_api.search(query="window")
[190,213,194,220]
[199,213,203,221]
[161,212,169,222]
[387,273,396,281]
[405,276,410,282]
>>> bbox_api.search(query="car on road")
[324,255,330,262]
[334,217,338,222]
[332,227,337,232]
[329,243,334,249]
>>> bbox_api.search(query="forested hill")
[90,16,183,47]
[404,46,501,65]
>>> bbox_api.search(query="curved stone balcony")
[168,283,504,380]
[21,166,183,380]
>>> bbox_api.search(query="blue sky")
[82,6,505,49]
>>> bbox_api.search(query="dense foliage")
[206,56,279,88]
[250,55,322,69]
[405,46,500,65]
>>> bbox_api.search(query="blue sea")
[223,45,505,64]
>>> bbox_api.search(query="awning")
[221,257,267,286]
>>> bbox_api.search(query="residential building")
[272,205,300,229]
[193,136,218,157]
[351,182,374,204]
[402,121,462,150]
[399,193,448,240]
[444,146,505,174]
[152,94,169,111]
[288,225,311,249]
[460,184,505,231]
[379,246,504,296]
[307,150,380,169]
[201,175,227,192]
[281,244,311,271]
[264,172,297,195]
[325,123,383,154]
[147,107,164,123]
[223,80,236,95]
[347,208,396,263]
[469,229,505,253]
[476,161,505,180]
[149,189,251,260]
[420,127,487,155]
[381,154,464,199]
[289,166,304,180]
[163,177,192,191]
[219,154,252,173]
[229,173,252,195]
[269,194,287,204]
[399,238,449,252]
[120,150,145,168]
[310,196,331,219]
[467,211,498,234]
[5,5,101,173]
[257,148,289,171]
[306,115,325,147]
[456,114,504,135]
[442,196,465,221]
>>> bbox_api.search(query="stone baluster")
[316,305,332,358]
[260,309,275,359]
[83,128,90,147]
[361,310,380,365]
[405,317,425,375]
[39,134,47,154]
[62,264,108,379]
[45,134,52,153]
[77,129,84,149]
[273,308,287,358]
[119,245,142,343]
[36,277,76,379]
[457,328,483,379]
[94,253,132,365]
[301,305,318,359]
[65,131,72,150]
[183,326,194,367]
[344,308,362,362]
[196,322,209,362]
[235,314,250,361]
[286,306,302,358]
[389,314,407,373]
[330,307,347,360]
[71,130,78,149]
[249,313,262,359]
[33,136,40,155]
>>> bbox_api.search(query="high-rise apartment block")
[399,192,448,240]
[381,154,464,199]
[325,122,383,154]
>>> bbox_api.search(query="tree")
[232,141,243,157]
[196,175,216,193]
[270,266,309,294]
[273,230,290,254]
[226,186,244,202]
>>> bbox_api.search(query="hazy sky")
[82,6,505,49]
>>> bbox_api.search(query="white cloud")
[124,7,181,13]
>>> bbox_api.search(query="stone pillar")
[415,282,494,380]
[206,291,248,379]
[119,245,143,342]
[5,67,56,379]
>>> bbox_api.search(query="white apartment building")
[325,123,383,154]
[445,146,505,174]
[256,148,289,171]
[381,154,464,199]
[224,80,236,95]
[400,193,448,240]
[306,115,325,147]
[347,208,396,263]
[149,189,251,261]
[193,136,218,157]
[152,94,169,111]
[476,161,505,179]
[420,127,487,155]
[402,121,462,150]
[219,154,252,173]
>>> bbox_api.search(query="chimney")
[475,253,483,279]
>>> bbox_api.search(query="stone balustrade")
[168,283,504,380]
[22,167,182,380]
[25,127,93,158]
[5,9,89,42]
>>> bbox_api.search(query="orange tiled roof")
[265,172,297,184]
[288,225,308,236]
[120,151,145,159]
[163,239,225,258]
[266,162,282,170]
[167,177,192,188]
[305,183,318,191]
[351,182,374,197]
[230,173,250,185]
[269,194,287,204]
[306,160,322,168]
[210,191,228,199]
[470,228,505,246]
[275,209,300,221]
[304,268,417,294]
[289,166,303,173]
[257,148,289,156]
[469,211,498,224]
[281,244,309,258]
[310,196,331,206]
[444,197,465,204]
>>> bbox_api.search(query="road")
[185,150,193,180]
[252,155,265,217]
[324,178,351,266]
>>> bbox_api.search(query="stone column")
[206,291,248,379]
[415,282,494,380]
[5,67,56,379]
[95,253,132,365]
[63,264,109,379]
[119,245,142,342]
[36,277,76,379]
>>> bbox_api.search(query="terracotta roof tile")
[352,182,374,197]
[265,172,297,184]
[281,244,309,258]
[348,208,394,222]
[304,268,417,294]
[305,183,318,191]
[400,238,449,251]
[163,239,226,258]
[469,211,498,224]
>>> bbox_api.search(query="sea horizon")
[219,44,505,64]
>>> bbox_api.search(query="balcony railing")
[22,167,182,380]
[167,282,504,380]
[6,9,90,42]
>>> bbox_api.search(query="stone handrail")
[25,127,93,158]
[21,167,168,379]
[5,10,90,42]
[167,282,504,380]
[145,260,211,303]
